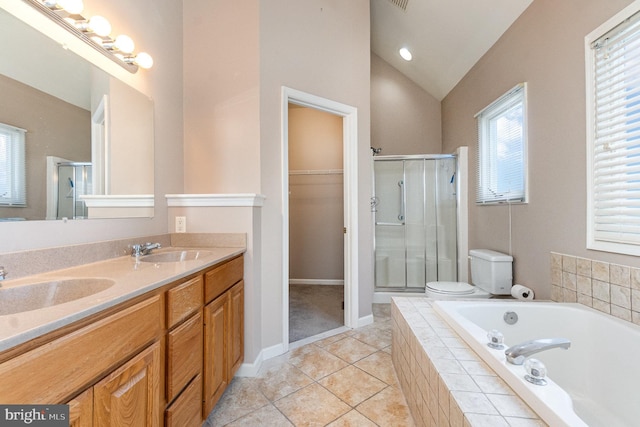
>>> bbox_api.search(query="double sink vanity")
[0,240,245,426]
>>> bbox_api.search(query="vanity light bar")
[23,0,153,73]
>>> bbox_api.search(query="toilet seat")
[426,281,476,295]
[425,281,491,299]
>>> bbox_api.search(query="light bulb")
[88,16,111,37]
[135,52,153,69]
[58,0,84,14]
[399,47,412,61]
[114,35,135,54]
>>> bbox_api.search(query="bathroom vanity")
[0,248,244,426]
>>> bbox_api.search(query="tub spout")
[505,338,571,365]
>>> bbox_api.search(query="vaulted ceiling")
[371,0,534,100]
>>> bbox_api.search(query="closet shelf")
[289,169,343,176]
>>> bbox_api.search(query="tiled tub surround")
[0,233,245,351]
[391,297,546,427]
[550,252,640,324]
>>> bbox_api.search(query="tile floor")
[203,304,415,427]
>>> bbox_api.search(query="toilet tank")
[469,249,513,295]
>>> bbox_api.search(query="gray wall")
[0,75,90,220]
[371,53,442,155]
[442,0,638,298]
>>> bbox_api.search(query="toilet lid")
[426,281,476,295]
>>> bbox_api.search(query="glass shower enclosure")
[56,162,92,219]
[373,155,458,292]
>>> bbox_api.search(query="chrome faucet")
[505,338,571,365]
[131,242,162,257]
[0,266,6,282]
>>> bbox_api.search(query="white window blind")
[476,83,527,204]
[0,123,26,206]
[588,6,640,252]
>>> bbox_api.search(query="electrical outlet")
[175,216,186,233]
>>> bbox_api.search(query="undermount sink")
[139,250,213,263]
[0,278,115,316]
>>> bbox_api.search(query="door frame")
[281,87,359,351]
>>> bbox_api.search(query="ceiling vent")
[387,0,409,12]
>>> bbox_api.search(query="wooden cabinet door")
[94,342,161,427]
[228,280,244,378]
[68,388,93,427]
[202,294,228,417]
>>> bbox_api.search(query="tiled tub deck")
[391,297,547,427]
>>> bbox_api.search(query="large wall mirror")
[0,4,154,221]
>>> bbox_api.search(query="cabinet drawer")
[0,295,162,404]
[165,374,203,427]
[204,255,243,303]
[167,275,203,328]
[166,311,202,402]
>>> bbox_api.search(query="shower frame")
[373,153,465,293]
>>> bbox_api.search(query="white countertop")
[0,247,244,353]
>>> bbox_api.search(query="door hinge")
[343,227,347,234]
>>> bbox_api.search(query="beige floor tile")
[205,378,270,426]
[257,362,314,401]
[373,303,391,320]
[350,325,392,349]
[315,332,353,348]
[326,410,378,426]
[288,344,349,380]
[274,383,350,427]
[324,336,378,364]
[318,365,387,407]
[225,404,294,427]
[356,386,415,427]
[354,350,398,386]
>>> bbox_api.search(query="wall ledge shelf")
[81,194,154,208]
[165,194,266,207]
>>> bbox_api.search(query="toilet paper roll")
[511,284,534,300]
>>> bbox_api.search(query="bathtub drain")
[503,311,518,325]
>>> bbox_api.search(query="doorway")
[281,87,359,352]
[288,104,344,343]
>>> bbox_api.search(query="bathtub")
[433,300,639,427]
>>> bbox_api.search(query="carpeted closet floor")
[289,284,344,343]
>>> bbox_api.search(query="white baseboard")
[373,291,426,304]
[357,314,374,328]
[289,279,344,286]
[235,342,286,377]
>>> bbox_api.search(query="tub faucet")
[0,266,6,283]
[505,338,571,365]
[131,242,162,257]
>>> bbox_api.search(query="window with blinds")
[0,123,26,206]
[587,4,640,254]
[476,83,528,205]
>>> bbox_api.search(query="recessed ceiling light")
[399,47,412,61]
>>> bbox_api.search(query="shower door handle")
[398,180,405,222]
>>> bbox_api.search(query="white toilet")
[425,249,513,299]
